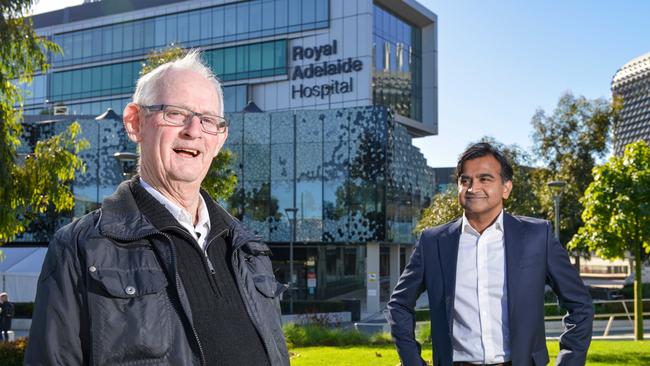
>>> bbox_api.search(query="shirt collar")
[462,210,504,236]
[139,177,210,231]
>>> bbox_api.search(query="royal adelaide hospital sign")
[291,40,364,99]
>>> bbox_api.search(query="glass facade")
[50,0,328,68]
[372,4,422,121]
[16,106,434,298]
[47,40,286,103]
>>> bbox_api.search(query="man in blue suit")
[388,143,593,366]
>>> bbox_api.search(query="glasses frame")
[140,104,229,135]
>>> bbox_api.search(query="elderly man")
[388,143,593,366]
[25,51,289,365]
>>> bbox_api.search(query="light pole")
[95,108,121,203]
[547,180,567,240]
[113,152,138,180]
[284,207,298,314]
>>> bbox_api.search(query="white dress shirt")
[452,210,510,364]
[140,178,211,250]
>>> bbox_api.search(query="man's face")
[130,69,227,188]
[457,155,512,220]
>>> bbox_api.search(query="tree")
[416,185,462,232]
[140,46,238,201]
[531,92,622,262]
[0,1,87,242]
[417,137,541,232]
[569,140,650,340]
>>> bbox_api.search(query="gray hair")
[132,49,224,115]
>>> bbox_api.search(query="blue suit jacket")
[387,213,593,366]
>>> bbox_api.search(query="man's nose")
[182,115,203,137]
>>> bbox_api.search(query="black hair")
[456,142,513,182]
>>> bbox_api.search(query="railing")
[545,298,650,337]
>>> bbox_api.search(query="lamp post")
[547,180,567,240]
[113,152,138,180]
[284,207,298,314]
[95,108,121,203]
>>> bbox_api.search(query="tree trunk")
[634,242,644,341]
[574,255,581,272]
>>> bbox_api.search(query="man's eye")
[202,117,218,125]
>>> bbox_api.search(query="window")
[189,12,201,42]
[112,26,123,54]
[224,47,236,80]
[224,7,236,40]
[237,2,250,37]
[123,23,133,52]
[249,1,262,36]
[50,1,329,68]
[155,17,166,47]
[288,0,301,32]
[165,15,177,45]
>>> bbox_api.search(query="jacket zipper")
[203,228,228,275]
[161,231,207,366]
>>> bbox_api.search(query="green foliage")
[569,140,650,259]
[0,0,87,243]
[531,92,622,253]
[416,323,431,344]
[139,46,187,75]
[416,185,462,232]
[570,140,650,340]
[202,148,238,202]
[282,323,392,349]
[139,45,238,201]
[0,338,28,366]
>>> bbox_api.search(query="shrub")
[0,338,28,366]
[416,323,431,344]
[282,323,394,348]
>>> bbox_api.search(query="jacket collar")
[97,178,159,241]
[97,176,268,254]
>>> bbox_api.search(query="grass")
[289,340,650,366]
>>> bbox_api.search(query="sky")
[31,0,650,167]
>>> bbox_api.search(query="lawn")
[289,340,650,366]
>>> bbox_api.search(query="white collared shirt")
[452,210,510,363]
[140,178,211,250]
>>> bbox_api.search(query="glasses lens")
[201,116,228,134]
[163,106,189,125]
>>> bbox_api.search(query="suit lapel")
[439,218,462,333]
[504,212,526,329]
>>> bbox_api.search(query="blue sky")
[415,0,650,166]
[33,1,650,167]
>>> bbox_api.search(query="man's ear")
[123,103,144,143]
[502,179,513,200]
[214,129,228,157]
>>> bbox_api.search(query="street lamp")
[284,207,298,314]
[113,152,138,180]
[95,108,121,203]
[547,180,567,240]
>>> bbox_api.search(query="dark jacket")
[387,213,593,366]
[25,180,290,366]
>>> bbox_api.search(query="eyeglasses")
[141,104,229,135]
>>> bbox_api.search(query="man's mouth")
[173,148,200,158]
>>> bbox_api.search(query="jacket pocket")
[253,274,289,298]
[88,267,172,365]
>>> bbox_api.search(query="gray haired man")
[25,51,289,366]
